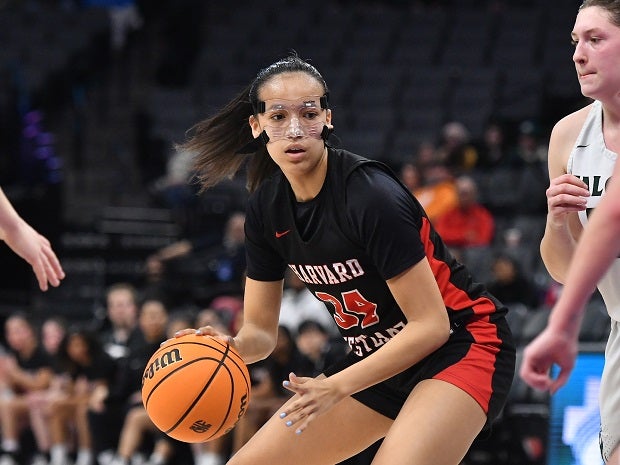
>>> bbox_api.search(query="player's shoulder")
[551,101,595,139]
[548,101,596,166]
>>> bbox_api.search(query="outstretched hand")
[279,373,345,434]
[2,218,64,291]
[520,326,578,395]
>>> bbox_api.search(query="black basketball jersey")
[245,148,505,359]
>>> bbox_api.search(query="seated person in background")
[145,212,247,306]
[0,313,54,465]
[412,161,458,224]
[485,253,542,310]
[100,283,140,361]
[294,320,349,378]
[106,299,172,465]
[433,175,495,251]
[278,269,339,338]
[40,317,67,358]
[230,326,313,455]
[32,327,118,465]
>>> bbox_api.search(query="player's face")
[572,6,620,101]
[250,72,332,178]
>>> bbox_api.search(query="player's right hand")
[546,174,590,225]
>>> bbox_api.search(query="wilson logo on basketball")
[189,420,212,433]
[142,348,183,385]
[237,393,249,420]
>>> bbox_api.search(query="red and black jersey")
[245,148,507,359]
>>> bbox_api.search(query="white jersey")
[567,100,620,321]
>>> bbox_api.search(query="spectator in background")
[412,160,458,223]
[100,283,140,361]
[146,212,247,307]
[0,313,54,465]
[230,326,313,456]
[397,160,422,194]
[106,298,170,465]
[27,316,68,465]
[294,320,348,378]
[39,328,118,465]
[0,187,64,292]
[486,253,542,310]
[510,120,549,217]
[434,175,495,250]
[436,121,479,174]
[40,317,67,358]
[278,269,339,338]
[473,120,510,171]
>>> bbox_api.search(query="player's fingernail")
[195,329,202,335]
[279,412,286,418]
[286,420,292,427]
[283,381,290,387]
[296,429,302,435]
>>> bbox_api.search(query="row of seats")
[142,1,583,164]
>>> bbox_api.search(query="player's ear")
[249,115,261,138]
[326,109,333,129]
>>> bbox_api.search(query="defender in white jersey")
[519,1,620,463]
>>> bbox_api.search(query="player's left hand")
[279,372,345,434]
[2,219,64,291]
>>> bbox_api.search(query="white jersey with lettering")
[567,99,620,321]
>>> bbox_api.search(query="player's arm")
[0,187,64,291]
[232,277,284,364]
[548,158,620,336]
[540,109,591,283]
[322,259,450,397]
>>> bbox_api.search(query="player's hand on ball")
[172,327,235,348]
[279,373,345,434]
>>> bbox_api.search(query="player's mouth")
[285,145,306,154]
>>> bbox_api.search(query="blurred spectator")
[39,327,118,465]
[100,283,140,361]
[294,320,348,378]
[398,160,423,193]
[412,140,439,168]
[278,269,339,338]
[146,212,247,307]
[107,298,171,465]
[149,150,195,212]
[0,313,54,465]
[486,253,542,310]
[472,120,511,171]
[412,161,458,223]
[230,326,313,455]
[26,316,68,465]
[40,317,68,357]
[509,120,549,217]
[433,175,495,249]
[435,121,479,174]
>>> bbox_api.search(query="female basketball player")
[519,1,620,463]
[176,53,515,465]
[0,186,64,291]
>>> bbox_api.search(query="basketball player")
[519,1,620,463]
[176,53,515,465]
[0,187,64,291]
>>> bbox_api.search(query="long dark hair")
[179,53,329,193]
[579,0,620,26]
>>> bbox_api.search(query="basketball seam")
[164,343,231,436]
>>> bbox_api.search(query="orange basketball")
[142,333,251,443]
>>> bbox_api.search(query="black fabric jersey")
[245,148,506,360]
